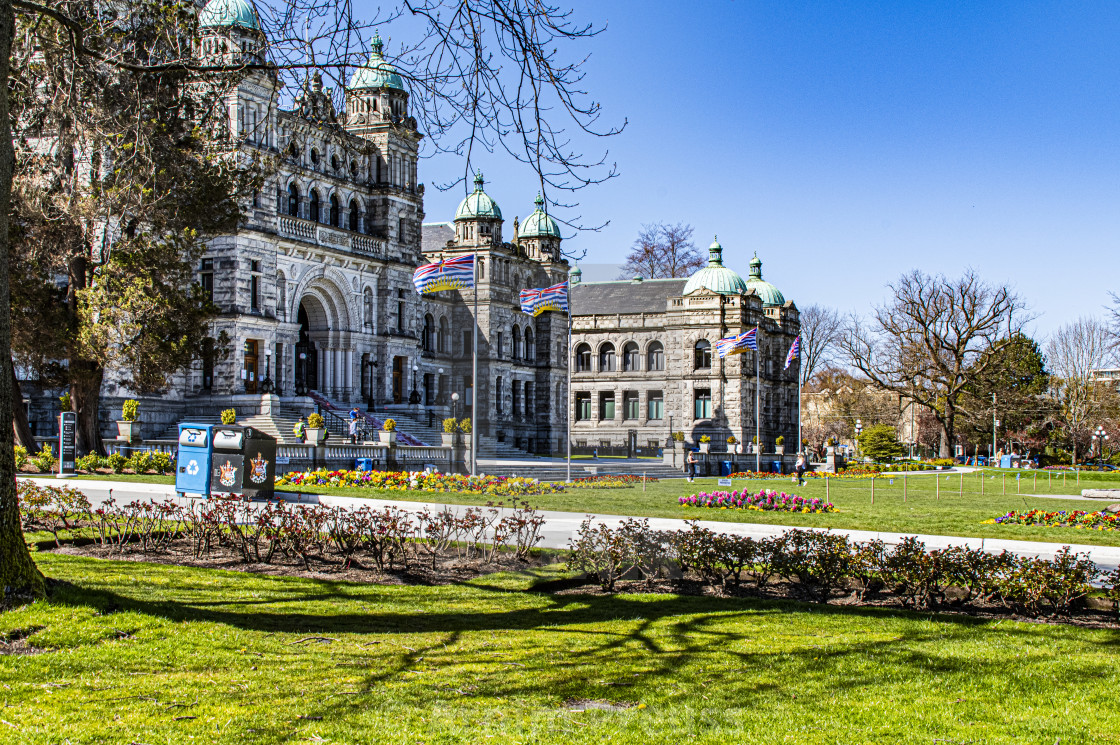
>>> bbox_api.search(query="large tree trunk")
[0,0,47,602]
[71,361,105,456]
[11,365,34,450]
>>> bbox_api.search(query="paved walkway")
[32,477,1120,572]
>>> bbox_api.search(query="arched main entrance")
[295,302,318,393]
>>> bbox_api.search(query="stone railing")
[276,215,387,258]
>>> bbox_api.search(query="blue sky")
[392,1,1120,335]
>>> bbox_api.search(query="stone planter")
[115,420,140,442]
[379,430,398,446]
[775,445,785,455]
[698,443,710,454]
[441,433,457,447]
[305,428,326,445]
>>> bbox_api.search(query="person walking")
[795,452,808,486]
[686,448,698,482]
[293,416,307,443]
[348,416,359,444]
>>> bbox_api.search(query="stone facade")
[569,254,800,456]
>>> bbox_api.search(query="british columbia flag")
[519,281,569,316]
[715,328,758,358]
[412,254,475,294]
[784,335,801,369]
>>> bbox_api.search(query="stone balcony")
[276,215,387,257]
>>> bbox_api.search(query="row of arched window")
[286,183,373,233]
[574,340,715,373]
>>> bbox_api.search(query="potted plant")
[306,412,327,444]
[775,435,785,455]
[750,435,759,454]
[220,408,237,425]
[116,399,141,442]
[727,434,741,454]
[441,417,458,447]
[698,435,711,454]
[380,417,398,445]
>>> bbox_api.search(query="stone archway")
[294,278,353,399]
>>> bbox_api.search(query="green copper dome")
[744,253,785,306]
[199,0,261,30]
[454,173,502,220]
[519,193,561,238]
[348,34,405,91]
[681,237,750,296]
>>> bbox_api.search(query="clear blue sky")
[391,1,1120,336]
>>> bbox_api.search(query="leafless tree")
[0,0,623,599]
[797,304,843,385]
[1047,317,1116,464]
[618,222,704,279]
[841,270,1028,458]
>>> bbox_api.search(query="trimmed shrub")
[220,408,237,425]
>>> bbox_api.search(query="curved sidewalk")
[36,477,1120,572]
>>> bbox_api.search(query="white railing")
[278,215,316,241]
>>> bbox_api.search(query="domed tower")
[682,237,750,296]
[197,0,266,65]
[345,33,411,135]
[453,173,503,247]
[743,253,786,306]
[517,193,562,262]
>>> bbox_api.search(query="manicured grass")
[1,554,1117,744]
[282,473,1120,547]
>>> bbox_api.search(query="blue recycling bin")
[771,460,783,474]
[355,457,374,472]
[176,423,215,497]
[720,460,733,477]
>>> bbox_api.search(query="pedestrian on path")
[795,452,807,486]
[348,417,359,444]
[293,416,307,443]
[687,448,698,482]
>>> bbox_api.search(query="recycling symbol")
[186,460,200,476]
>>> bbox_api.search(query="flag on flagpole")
[412,254,476,294]
[784,335,801,369]
[715,328,758,358]
[519,281,570,316]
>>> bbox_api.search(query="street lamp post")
[854,418,862,459]
[451,392,460,420]
[1093,425,1109,460]
[260,349,274,394]
[409,363,421,407]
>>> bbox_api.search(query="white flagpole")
[566,307,572,483]
[797,349,803,459]
[470,256,478,476]
[755,325,761,474]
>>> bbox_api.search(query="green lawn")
[24,469,1120,546]
[1,554,1117,744]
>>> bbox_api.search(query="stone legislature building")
[25,0,801,460]
[569,241,801,457]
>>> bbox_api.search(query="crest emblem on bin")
[218,460,238,488]
[249,452,269,484]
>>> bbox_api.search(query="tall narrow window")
[694,389,712,419]
[309,189,321,222]
[250,260,261,312]
[599,392,616,420]
[525,328,535,361]
[599,343,616,372]
[694,340,712,369]
[575,392,591,421]
[329,195,340,227]
[512,326,521,360]
[199,258,214,303]
[497,332,504,358]
[647,391,664,420]
[512,380,520,416]
[349,199,359,231]
[496,376,503,415]
[423,314,434,351]
[624,391,639,420]
[623,342,640,372]
[647,342,665,371]
[287,184,299,216]
[575,343,591,372]
[396,289,405,333]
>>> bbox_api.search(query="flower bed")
[679,488,835,513]
[276,469,563,497]
[726,470,873,481]
[989,509,1120,531]
[570,474,659,488]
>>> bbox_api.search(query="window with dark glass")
[349,200,359,231]
[396,289,404,332]
[512,379,520,416]
[423,314,434,351]
[525,328,535,360]
[495,376,503,414]
[575,392,591,421]
[599,343,616,372]
[623,342,640,372]
[287,184,299,217]
[694,339,712,369]
[575,343,591,372]
[694,388,712,419]
[647,341,665,371]
[599,391,615,420]
[309,189,321,222]
[250,260,261,312]
[199,258,214,303]
[329,195,340,227]
[624,391,639,420]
